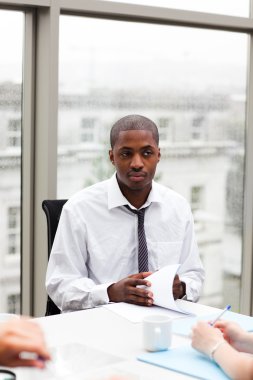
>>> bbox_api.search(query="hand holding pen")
[0,318,50,368]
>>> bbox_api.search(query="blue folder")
[172,311,253,336]
[137,343,231,380]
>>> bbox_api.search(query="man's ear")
[158,148,161,162]
[109,149,115,165]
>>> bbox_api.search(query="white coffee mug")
[0,313,19,323]
[142,315,172,352]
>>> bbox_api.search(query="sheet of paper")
[145,264,194,314]
[104,300,218,323]
[104,302,187,323]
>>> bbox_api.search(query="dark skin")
[107,129,185,305]
[108,272,154,306]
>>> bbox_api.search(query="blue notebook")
[138,343,230,380]
[172,311,253,336]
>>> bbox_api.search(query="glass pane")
[0,10,23,314]
[101,0,250,17]
[58,15,247,311]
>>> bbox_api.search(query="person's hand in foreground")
[191,320,253,380]
[191,320,225,356]
[214,320,253,354]
[107,272,153,306]
[0,318,51,368]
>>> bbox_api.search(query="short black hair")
[110,114,159,148]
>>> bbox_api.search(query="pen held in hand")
[210,304,231,326]
[19,352,45,360]
[19,352,48,368]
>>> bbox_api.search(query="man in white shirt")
[46,114,204,312]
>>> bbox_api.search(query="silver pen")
[210,304,231,326]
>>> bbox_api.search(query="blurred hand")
[191,321,224,356]
[107,272,153,306]
[0,318,51,368]
[173,275,185,300]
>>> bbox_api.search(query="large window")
[0,10,23,314]
[0,0,251,317]
[58,15,247,311]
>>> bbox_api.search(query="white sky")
[0,3,250,91]
[0,11,23,82]
[59,16,248,93]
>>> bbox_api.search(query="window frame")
[0,0,253,316]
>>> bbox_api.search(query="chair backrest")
[42,199,68,316]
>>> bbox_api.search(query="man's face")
[109,129,160,192]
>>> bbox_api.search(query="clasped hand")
[107,272,185,306]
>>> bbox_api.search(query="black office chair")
[42,199,68,316]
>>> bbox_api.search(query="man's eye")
[120,151,130,157]
[143,150,153,156]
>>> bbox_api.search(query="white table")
[15,302,221,380]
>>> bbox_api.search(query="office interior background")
[0,0,253,317]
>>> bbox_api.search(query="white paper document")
[145,264,195,314]
[104,302,188,323]
[104,264,199,323]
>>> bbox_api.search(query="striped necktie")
[125,205,149,272]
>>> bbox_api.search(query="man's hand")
[0,319,51,368]
[173,275,186,300]
[107,272,153,306]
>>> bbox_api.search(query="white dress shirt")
[46,174,205,312]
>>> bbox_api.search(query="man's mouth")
[128,172,146,182]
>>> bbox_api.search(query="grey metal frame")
[0,0,252,316]
[22,8,36,316]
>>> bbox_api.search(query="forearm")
[213,342,253,380]
[47,278,113,311]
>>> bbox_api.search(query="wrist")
[107,283,116,301]
[209,340,227,360]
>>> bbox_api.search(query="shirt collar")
[107,173,163,210]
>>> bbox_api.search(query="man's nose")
[130,154,144,169]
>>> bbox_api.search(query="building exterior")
[0,83,244,312]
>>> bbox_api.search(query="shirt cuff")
[179,277,194,301]
[91,282,114,306]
